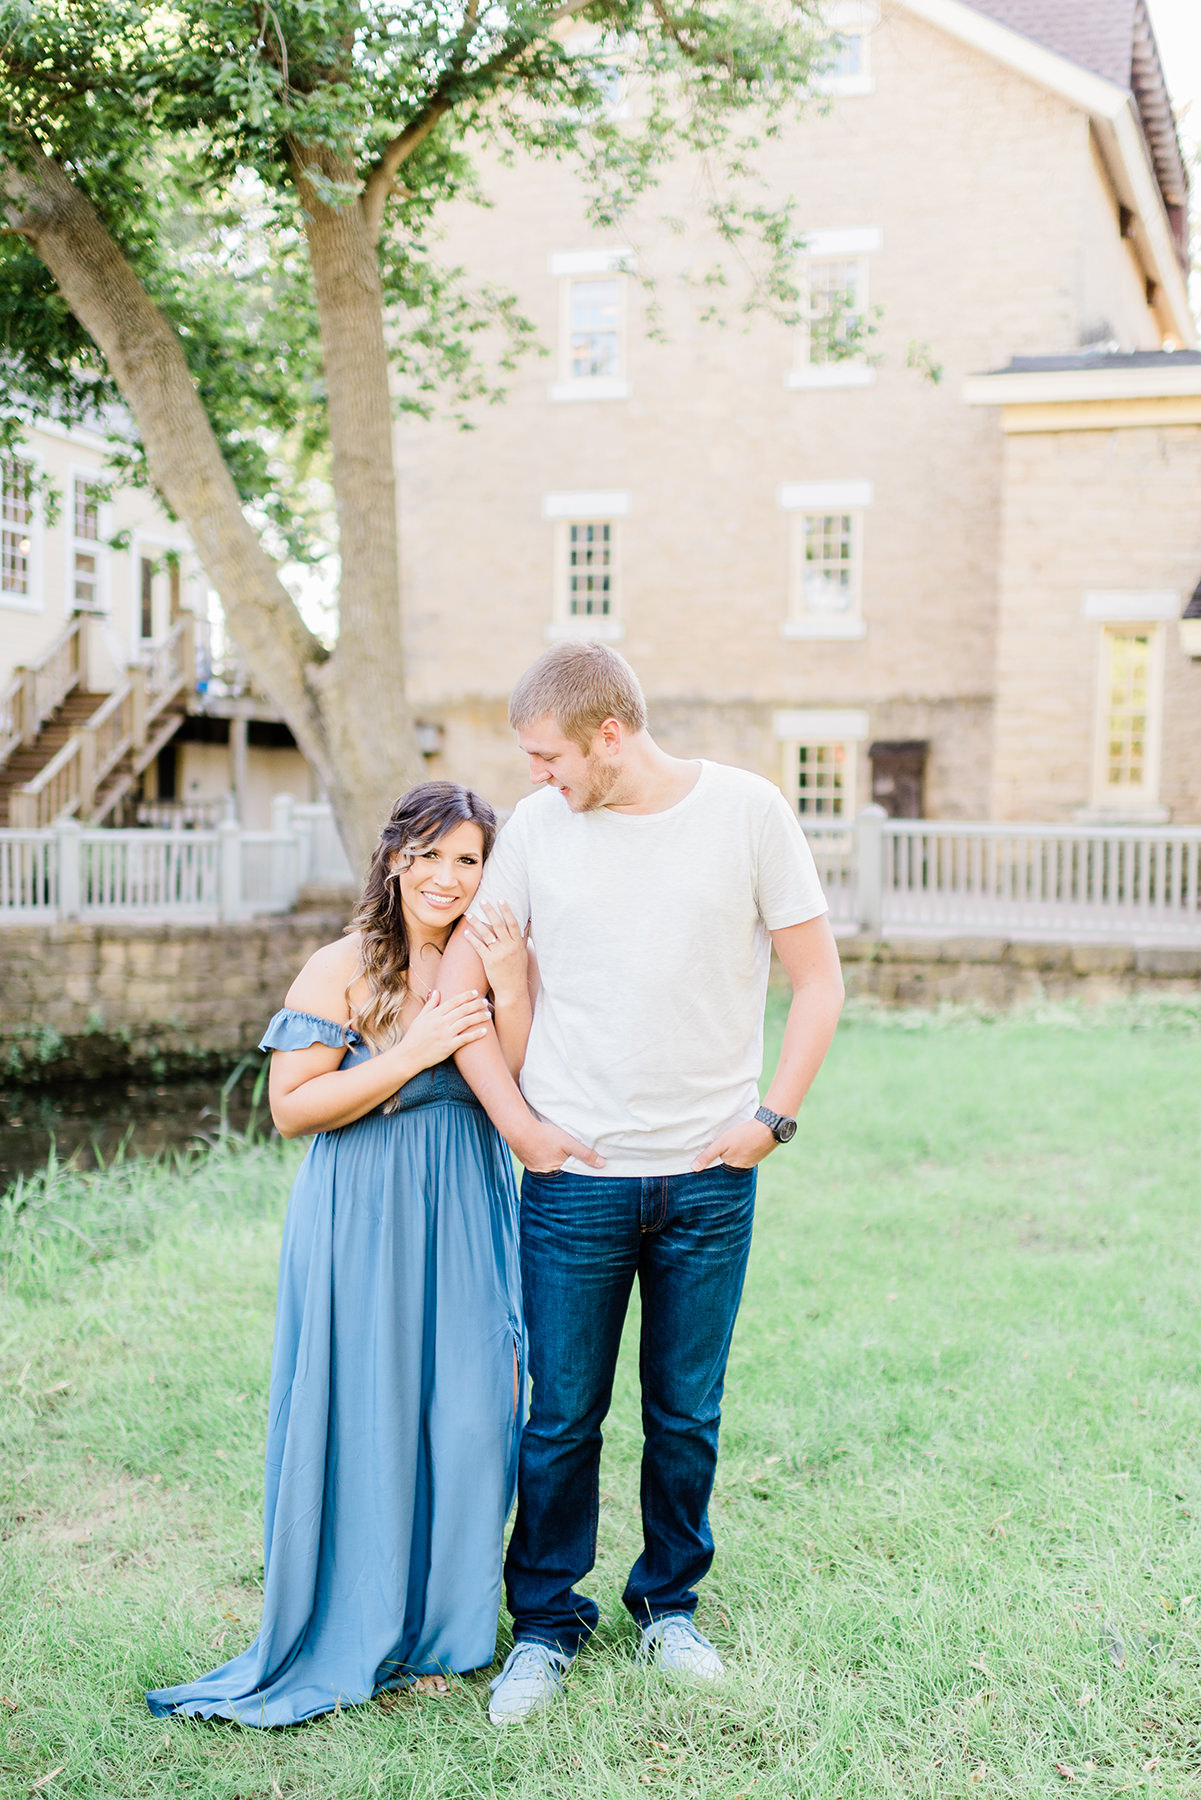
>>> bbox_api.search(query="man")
[442,641,844,1723]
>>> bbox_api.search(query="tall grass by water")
[1,1003,1200,1798]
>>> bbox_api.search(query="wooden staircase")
[0,614,195,829]
[0,689,108,826]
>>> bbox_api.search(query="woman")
[148,782,531,1725]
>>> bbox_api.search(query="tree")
[0,0,825,864]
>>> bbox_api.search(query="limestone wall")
[3,916,1197,1087]
[1,913,349,1085]
[393,0,1165,817]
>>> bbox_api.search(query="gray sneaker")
[487,1641,574,1724]
[637,1614,725,1680]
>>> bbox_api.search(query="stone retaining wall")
[837,935,1201,1008]
[3,921,1199,1087]
[1,914,349,1085]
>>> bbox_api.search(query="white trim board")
[773,709,870,741]
[548,248,634,277]
[964,364,1201,405]
[542,490,630,519]
[548,378,631,404]
[1083,589,1180,622]
[779,480,873,510]
[797,227,882,257]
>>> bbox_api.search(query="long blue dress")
[147,1008,524,1726]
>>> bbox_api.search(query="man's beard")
[569,755,621,813]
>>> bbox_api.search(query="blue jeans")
[505,1164,757,1655]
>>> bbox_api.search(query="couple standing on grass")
[147,641,844,1728]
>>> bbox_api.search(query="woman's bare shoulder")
[283,934,361,1021]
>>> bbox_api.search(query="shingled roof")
[964,1,1189,261]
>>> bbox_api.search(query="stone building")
[394,0,1201,824]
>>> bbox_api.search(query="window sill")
[781,616,866,640]
[548,378,631,404]
[1074,802,1171,825]
[787,364,876,390]
[812,73,874,96]
[545,618,626,643]
[0,591,43,613]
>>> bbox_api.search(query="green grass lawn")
[2,1004,1200,1799]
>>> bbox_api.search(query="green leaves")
[0,0,827,563]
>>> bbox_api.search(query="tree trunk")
[290,143,424,862]
[3,146,420,870]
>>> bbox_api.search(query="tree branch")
[360,0,603,245]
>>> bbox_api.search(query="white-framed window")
[0,454,40,612]
[773,709,868,823]
[778,480,871,638]
[549,250,632,402]
[1092,625,1165,809]
[813,1,877,95]
[1081,591,1174,815]
[70,470,108,612]
[132,538,187,646]
[788,228,880,389]
[542,489,628,641]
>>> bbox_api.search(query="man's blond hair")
[508,641,648,751]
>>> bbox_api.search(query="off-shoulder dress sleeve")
[259,1008,357,1054]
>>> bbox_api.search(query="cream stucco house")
[0,419,315,829]
[394,0,1201,824]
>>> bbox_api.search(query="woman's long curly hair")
[346,781,497,1053]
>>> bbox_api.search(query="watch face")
[776,1116,798,1143]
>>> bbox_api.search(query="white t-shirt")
[470,760,828,1177]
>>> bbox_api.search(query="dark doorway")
[869,740,928,818]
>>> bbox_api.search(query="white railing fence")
[813,808,1201,944]
[0,802,355,925]
[2,805,1199,941]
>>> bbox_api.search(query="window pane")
[795,741,847,817]
[803,259,861,365]
[1,458,32,528]
[74,549,98,607]
[802,512,855,612]
[568,520,613,617]
[822,31,863,76]
[74,476,100,541]
[1,527,29,595]
[1104,630,1151,789]
[570,279,620,379]
[141,557,155,638]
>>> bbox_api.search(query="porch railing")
[805,809,1201,944]
[0,802,353,924]
[3,806,1199,941]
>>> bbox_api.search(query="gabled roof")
[964,0,1137,89]
[965,0,1188,242]
[898,0,1196,347]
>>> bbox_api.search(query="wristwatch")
[755,1104,797,1144]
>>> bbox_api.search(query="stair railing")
[8,616,196,828]
[0,614,84,768]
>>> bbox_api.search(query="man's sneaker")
[637,1614,725,1681]
[487,1641,574,1724]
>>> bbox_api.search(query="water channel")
[0,1065,265,1183]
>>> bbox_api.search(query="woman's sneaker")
[637,1614,725,1680]
[487,1642,574,1724]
